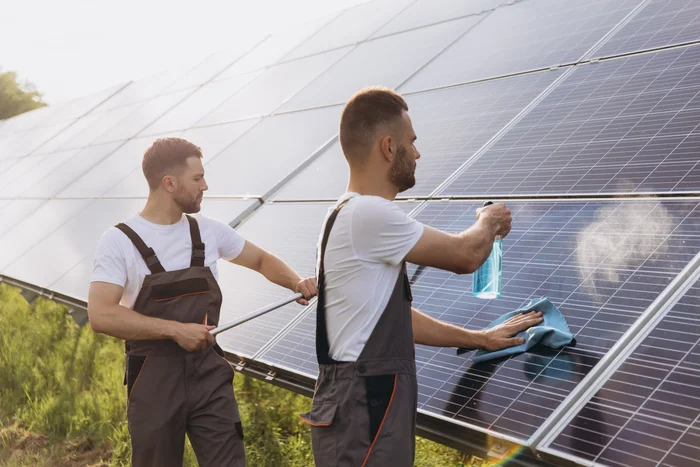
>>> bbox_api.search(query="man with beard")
[87,137,317,467]
[299,87,543,466]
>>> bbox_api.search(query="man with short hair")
[88,137,317,467]
[300,87,543,466]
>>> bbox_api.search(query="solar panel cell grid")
[441,45,700,197]
[594,0,700,58]
[259,199,700,441]
[401,0,643,93]
[548,278,700,467]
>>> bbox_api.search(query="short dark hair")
[339,87,408,162]
[142,137,203,189]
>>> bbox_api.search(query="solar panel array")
[2,0,700,464]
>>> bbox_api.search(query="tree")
[0,70,47,120]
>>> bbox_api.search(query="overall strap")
[186,215,206,267]
[316,198,351,365]
[115,223,165,274]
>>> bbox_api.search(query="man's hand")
[476,202,512,238]
[479,311,543,351]
[171,323,215,352]
[295,277,318,306]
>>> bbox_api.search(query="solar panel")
[440,45,700,197]
[2,199,145,289]
[0,199,47,238]
[139,72,263,135]
[401,0,643,93]
[214,202,332,358]
[180,119,262,158]
[594,0,700,58]
[217,13,340,79]
[159,39,262,93]
[545,275,700,467]
[203,106,341,198]
[199,48,350,126]
[277,15,482,112]
[97,66,192,112]
[259,198,700,441]
[283,0,412,61]
[90,91,190,144]
[373,0,503,38]
[56,103,144,150]
[0,199,91,272]
[272,70,562,201]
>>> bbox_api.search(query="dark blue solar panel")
[259,199,700,440]
[548,276,700,467]
[441,45,700,197]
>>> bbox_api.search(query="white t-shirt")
[319,193,425,361]
[91,213,246,308]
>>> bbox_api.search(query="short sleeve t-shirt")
[319,193,425,361]
[91,213,246,309]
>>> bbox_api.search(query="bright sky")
[0,0,366,105]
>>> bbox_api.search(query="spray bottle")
[472,201,502,299]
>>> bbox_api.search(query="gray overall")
[300,201,418,466]
[116,215,245,467]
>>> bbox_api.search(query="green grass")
[0,283,469,466]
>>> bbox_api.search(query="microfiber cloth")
[471,297,574,363]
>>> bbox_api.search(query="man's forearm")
[258,253,303,292]
[89,304,179,341]
[412,308,485,348]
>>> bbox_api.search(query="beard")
[389,144,416,193]
[174,189,202,214]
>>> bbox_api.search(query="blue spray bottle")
[472,201,502,299]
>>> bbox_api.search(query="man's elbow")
[452,256,479,275]
[87,306,106,334]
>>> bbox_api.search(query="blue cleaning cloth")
[471,297,574,363]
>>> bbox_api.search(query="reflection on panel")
[98,66,191,111]
[0,199,90,271]
[272,140,346,201]
[402,0,642,92]
[204,106,342,197]
[57,136,179,199]
[256,200,421,374]
[285,0,411,60]
[105,120,258,198]
[2,149,80,198]
[3,199,145,288]
[141,72,262,135]
[375,0,503,37]
[215,202,331,358]
[59,103,143,150]
[441,46,700,197]
[548,277,700,466]
[49,198,259,301]
[219,13,339,79]
[201,48,350,126]
[161,39,261,93]
[260,199,700,441]
[595,0,700,58]
[278,16,480,112]
[91,91,189,144]
[0,200,47,238]
[180,119,261,159]
[197,198,261,226]
[19,143,123,199]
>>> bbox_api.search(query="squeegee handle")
[210,293,303,336]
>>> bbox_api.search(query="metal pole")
[211,293,303,336]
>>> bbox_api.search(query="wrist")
[466,329,488,349]
[162,320,181,340]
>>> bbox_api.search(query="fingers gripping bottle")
[473,201,502,299]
